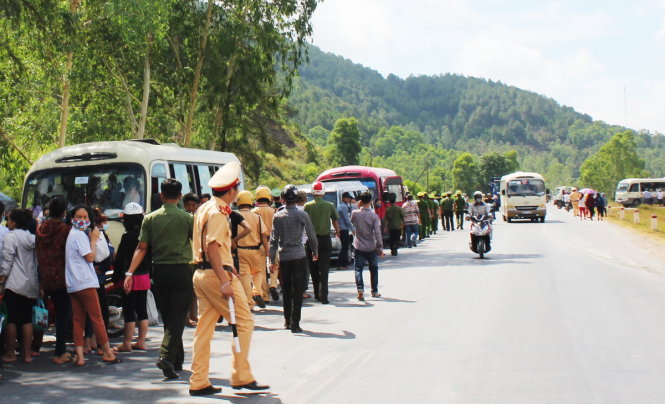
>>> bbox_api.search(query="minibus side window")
[196,165,215,195]
[169,163,195,195]
[629,183,639,193]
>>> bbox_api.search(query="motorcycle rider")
[467,191,492,251]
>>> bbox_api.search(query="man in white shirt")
[657,189,664,206]
[643,189,653,205]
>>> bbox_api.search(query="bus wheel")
[633,200,641,207]
[507,217,512,223]
[540,217,545,223]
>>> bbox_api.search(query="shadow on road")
[299,330,356,339]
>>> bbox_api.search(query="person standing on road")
[351,192,384,301]
[305,181,339,304]
[270,185,318,333]
[402,195,420,247]
[585,192,596,220]
[570,188,581,217]
[35,197,72,364]
[189,162,269,396]
[336,192,353,270]
[384,193,404,256]
[595,193,607,220]
[253,186,279,302]
[417,192,430,240]
[114,202,151,353]
[430,193,440,234]
[65,205,120,366]
[454,192,466,229]
[0,209,39,363]
[124,178,193,379]
[657,189,664,206]
[441,192,455,231]
[236,191,270,310]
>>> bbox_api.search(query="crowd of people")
[0,164,483,395]
[567,188,607,220]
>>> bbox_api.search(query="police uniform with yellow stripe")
[189,162,266,394]
[236,190,270,309]
[253,186,277,302]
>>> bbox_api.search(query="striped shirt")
[402,200,420,225]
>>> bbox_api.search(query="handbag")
[32,299,49,331]
[94,234,111,263]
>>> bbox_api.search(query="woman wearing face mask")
[65,205,120,366]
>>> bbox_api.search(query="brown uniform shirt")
[252,205,275,234]
[237,209,269,248]
[192,197,233,268]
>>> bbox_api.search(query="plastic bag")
[32,299,49,331]
[146,289,160,326]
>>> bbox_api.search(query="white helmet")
[473,191,483,199]
[312,181,325,196]
[123,202,144,215]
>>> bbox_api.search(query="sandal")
[102,357,122,365]
[113,345,131,353]
[131,344,146,351]
[52,353,72,364]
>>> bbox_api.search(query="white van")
[22,139,244,246]
[296,181,369,261]
[615,178,665,206]
[500,171,547,223]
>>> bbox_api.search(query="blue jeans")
[354,250,379,293]
[405,224,419,247]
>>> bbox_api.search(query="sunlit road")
[3,207,665,403]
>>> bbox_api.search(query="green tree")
[328,118,361,166]
[452,152,481,194]
[479,150,519,182]
[579,131,649,194]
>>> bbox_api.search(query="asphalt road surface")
[3,207,665,403]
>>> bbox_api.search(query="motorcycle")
[469,214,492,259]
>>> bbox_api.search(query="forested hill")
[287,45,665,188]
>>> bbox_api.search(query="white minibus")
[500,171,547,223]
[615,178,665,207]
[22,139,243,246]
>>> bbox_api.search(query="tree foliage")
[579,131,649,194]
[328,117,361,166]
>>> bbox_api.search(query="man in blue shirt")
[336,192,353,270]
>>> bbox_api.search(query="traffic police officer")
[253,186,278,302]
[236,190,270,309]
[189,162,268,396]
[454,191,466,229]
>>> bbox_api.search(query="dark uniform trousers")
[153,263,193,368]
[443,211,454,231]
[307,235,332,300]
[281,258,307,326]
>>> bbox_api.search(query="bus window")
[170,163,195,194]
[629,183,639,193]
[385,177,404,203]
[150,163,168,212]
[197,165,214,195]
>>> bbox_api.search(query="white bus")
[615,178,665,206]
[500,171,547,223]
[22,139,244,246]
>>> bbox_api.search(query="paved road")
[3,207,665,403]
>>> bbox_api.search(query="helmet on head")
[473,191,483,200]
[281,184,299,203]
[254,186,272,201]
[312,181,325,196]
[236,190,253,206]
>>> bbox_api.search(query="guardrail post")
[634,209,640,224]
[652,214,658,231]
[619,207,625,220]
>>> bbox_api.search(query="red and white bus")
[316,165,405,219]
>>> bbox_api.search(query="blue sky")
[310,0,665,133]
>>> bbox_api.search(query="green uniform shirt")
[442,198,454,212]
[139,203,194,264]
[385,204,405,230]
[304,197,338,236]
[417,200,430,223]
[454,197,466,212]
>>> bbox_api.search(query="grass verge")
[606,203,665,242]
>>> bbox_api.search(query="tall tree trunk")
[136,33,152,140]
[57,0,80,148]
[183,1,214,147]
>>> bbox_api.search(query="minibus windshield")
[507,179,545,196]
[23,163,146,219]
